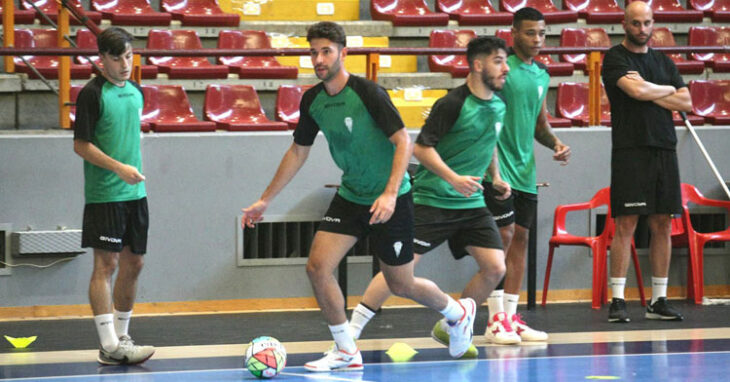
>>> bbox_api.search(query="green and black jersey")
[74,76,146,204]
[293,75,410,205]
[413,84,506,209]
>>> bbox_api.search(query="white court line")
[0,367,245,381]
[281,371,375,382]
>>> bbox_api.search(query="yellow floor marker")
[385,342,418,362]
[4,335,37,349]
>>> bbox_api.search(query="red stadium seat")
[160,0,239,26]
[689,80,730,125]
[371,0,450,26]
[0,3,36,24]
[69,84,83,126]
[13,29,93,79]
[548,112,573,127]
[146,29,229,79]
[648,27,706,75]
[556,82,611,126]
[204,85,288,131]
[688,26,730,73]
[75,29,158,79]
[625,0,703,22]
[500,0,578,24]
[91,0,171,26]
[559,27,610,72]
[495,29,574,76]
[141,85,216,132]
[428,29,475,78]
[276,85,313,129]
[436,0,513,25]
[21,0,102,25]
[688,0,730,21]
[562,0,623,23]
[217,30,298,79]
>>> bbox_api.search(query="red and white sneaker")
[304,347,363,372]
[484,312,521,345]
[510,313,548,341]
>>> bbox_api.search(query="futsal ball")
[244,336,287,379]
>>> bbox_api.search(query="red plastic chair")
[75,29,158,79]
[21,0,102,25]
[68,84,83,126]
[204,85,288,131]
[542,187,646,309]
[146,29,229,79]
[371,0,450,26]
[563,0,623,23]
[547,111,573,127]
[13,29,93,79]
[0,3,36,24]
[495,29,574,76]
[625,0,703,22]
[217,30,298,79]
[160,0,239,26]
[689,80,730,125]
[428,30,475,78]
[91,0,171,26]
[500,0,578,23]
[688,0,730,21]
[140,85,215,132]
[436,0,513,25]
[556,82,611,127]
[559,28,610,72]
[276,85,313,129]
[688,27,730,73]
[648,27,706,75]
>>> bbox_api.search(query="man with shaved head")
[601,1,692,323]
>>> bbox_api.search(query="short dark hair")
[306,21,346,48]
[513,7,544,29]
[466,36,507,69]
[97,27,133,56]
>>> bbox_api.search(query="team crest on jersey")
[495,122,502,135]
[538,86,544,99]
[344,117,353,133]
[393,241,403,257]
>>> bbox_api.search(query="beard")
[315,58,342,82]
[481,70,503,92]
[627,30,651,46]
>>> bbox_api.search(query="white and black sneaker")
[608,298,630,323]
[645,297,684,321]
[97,335,155,366]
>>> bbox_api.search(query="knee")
[122,255,144,275]
[500,226,515,247]
[481,258,506,280]
[305,259,327,281]
[93,257,118,279]
[386,279,412,298]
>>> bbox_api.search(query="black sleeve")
[665,54,686,90]
[601,48,629,89]
[292,85,322,146]
[352,77,405,137]
[73,80,102,142]
[129,80,145,104]
[416,89,464,147]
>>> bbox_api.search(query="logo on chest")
[344,117,353,133]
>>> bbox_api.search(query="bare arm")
[414,143,482,198]
[617,71,676,101]
[652,87,692,112]
[369,128,413,224]
[73,139,145,185]
[534,98,571,165]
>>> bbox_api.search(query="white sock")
[329,322,356,354]
[504,293,520,317]
[651,277,668,304]
[439,296,464,323]
[113,309,132,338]
[487,289,504,320]
[94,314,119,352]
[349,303,376,340]
[610,277,626,300]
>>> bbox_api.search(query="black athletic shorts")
[317,192,414,266]
[483,182,538,229]
[611,147,682,217]
[82,197,148,254]
[413,205,503,259]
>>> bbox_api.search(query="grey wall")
[1,127,729,307]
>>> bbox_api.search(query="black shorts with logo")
[413,205,503,259]
[82,197,148,254]
[483,182,538,229]
[611,147,682,217]
[318,192,414,266]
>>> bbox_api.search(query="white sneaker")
[97,335,155,365]
[510,313,548,342]
[304,347,363,372]
[484,312,521,345]
[446,298,476,358]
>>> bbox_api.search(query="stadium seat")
[688,27,730,73]
[495,29,574,76]
[275,85,313,129]
[559,27,610,72]
[689,80,730,125]
[160,0,240,26]
[217,30,298,79]
[0,3,36,24]
[13,29,93,79]
[562,0,623,23]
[21,0,102,25]
[146,29,229,79]
[388,88,448,128]
[436,0,513,25]
[428,30,475,78]
[548,112,573,127]
[688,0,730,21]
[500,0,578,23]
[542,187,646,309]
[648,27,706,75]
[204,85,288,131]
[141,85,216,132]
[370,0,450,26]
[91,0,171,26]
[625,0,703,22]
[75,29,158,79]
[556,82,611,127]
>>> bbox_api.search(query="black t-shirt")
[601,44,685,150]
